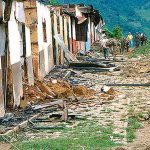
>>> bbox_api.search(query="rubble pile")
[22,81,47,108]
[73,85,96,98]
[46,79,96,99]
[21,76,97,108]
[47,79,73,99]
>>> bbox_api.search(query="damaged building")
[0,0,104,117]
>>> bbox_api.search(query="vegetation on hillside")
[58,0,150,38]
[103,26,123,39]
[40,0,59,5]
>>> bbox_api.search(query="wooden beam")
[106,84,150,87]
[53,13,59,65]
[0,57,5,117]
[59,15,64,65]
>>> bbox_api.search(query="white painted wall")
[16,2,25,23]
[25,27,32,57]
[86,17,91,51]
[37,2,51,51]
[72,19,76,41]
[0,57,4,118]
[37,2,52,74]
[0,24,5,56]
[9,2,20,64]
[8,1,23,107]
[8,1,26,65]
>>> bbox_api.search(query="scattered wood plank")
[69,61,108,68]
[106,83,150,87]
[0,114,40,139]
[32,100,68,121]
[63,70,72,79]
[32,100,64,110]
[71,67,118,72]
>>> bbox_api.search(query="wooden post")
[59,15,64,65]
[91,22,94,43]
[24,1,39,77]
[25,26,34,85]
[49,12,54,69]
[53,12,59,65]
[0,56,5,117]
[64,16,68,48]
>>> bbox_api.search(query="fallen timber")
[32,100,68,121]
[70,67,119,72]
[106,83,150,87]
[69,61,109,68]
[0,114,40,141]
[0,100,68,139]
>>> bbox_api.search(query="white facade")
[9,1,24,65]
[37,2,52,74]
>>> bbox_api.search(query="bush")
[112,26,123,39]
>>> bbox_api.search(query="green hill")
[58,0,150,38]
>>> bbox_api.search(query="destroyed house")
[0,0,104,117]
[62,4,104,52]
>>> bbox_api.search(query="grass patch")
[126,117,142,142]
[130,42,150,58]
[13,120,122,150]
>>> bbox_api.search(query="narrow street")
[0,1,149,149]
[4,47,148,150]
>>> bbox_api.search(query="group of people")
[120,32,147,54]
[103,32,148,59]
[134,32,147,47]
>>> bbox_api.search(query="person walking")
[141,33,147,46]
[120,37,126,54]
[127,32,133,48]
[103,42,109,60]
[134,32,140,48]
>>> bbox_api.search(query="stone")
[0,126,5,134]
[51,79,58,84]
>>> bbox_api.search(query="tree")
[103,28,114,38]
[112,26,123,39]
[46,0,59,5]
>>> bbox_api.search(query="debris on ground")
[22,80,47,108]
[0,41,150,150]
[73,85,96,98]
[46,79,96,99]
